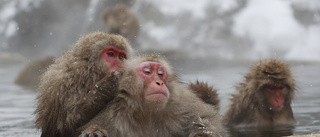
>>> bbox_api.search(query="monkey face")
[264,83,288,112]
[102,46,127,71]
[137,61,169,104]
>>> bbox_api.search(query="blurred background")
[1,0,319,61]
[0,0,319,136]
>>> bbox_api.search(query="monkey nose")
[156,81,164,86]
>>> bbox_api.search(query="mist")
[0,0,319,62]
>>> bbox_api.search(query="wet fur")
[15,56,55,90]
[77,56,226,137]
[34,32,132,137]
[102,4,140,45]
[189,81,220,111]
[223,59,296,128]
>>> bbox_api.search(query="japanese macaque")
[15,56,55,90]
[223,59,296,128]
[34,32,133,137]
[189,81,220,111]
[77,55,226,137]
[101,4,140,45]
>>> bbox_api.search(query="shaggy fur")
[77,56,226,137]
[189,81,220,111]
[102,4,140,45]
[34,32,133,137]
[15,56,55,90]
[223,59,296,128]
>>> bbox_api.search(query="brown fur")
[101,4,140,45]
[223,59,296,128]
[34,32,133,137]
[77,55,226,137]
[189,81,220,111]
[15,56,55,90]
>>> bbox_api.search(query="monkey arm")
[68,72,120,131]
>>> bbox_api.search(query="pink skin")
[102,46,127,71]
[137,61,169,102]
[265,84,288,111]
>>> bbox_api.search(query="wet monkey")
[189,81,220,111]
[77,55,226,137]
[15,56,55,90]
[223,59,296,128]
[101,4,140,45]
[34,32,133,137]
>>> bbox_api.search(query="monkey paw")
[79,127,109,137]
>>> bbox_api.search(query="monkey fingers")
[189,120,214,137]
[70,74,120,128]
[79,125,109,137]
[34,32,132,136]
[94,71,120,99]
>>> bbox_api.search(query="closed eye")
[158,69,163,76]
[143,67,151,74]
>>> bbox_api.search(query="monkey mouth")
[147,92,167,97]
[269,105,283,112]
[146,92,168,102]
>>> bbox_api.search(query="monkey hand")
[189,118,220,137]
[94,71,120,98]
[79,125,109,137]
[72,71,121,126]
[189,123,211,137]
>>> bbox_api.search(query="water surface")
[0,59,319,136]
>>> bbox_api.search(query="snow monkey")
[224,59,296,130]
[34,32,133,137]
[78,55,226,137]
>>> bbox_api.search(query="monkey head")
[244,59,295,112]
[137,61,169,103]
[70,32,133,74]
[102,46,128,71]
[118,55,176,110]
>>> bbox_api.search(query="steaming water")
[0,57,320,136]
[0,0,320,136]
[1,0,320,61]
[0,62,40,137]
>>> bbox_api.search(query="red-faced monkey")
[34,32,133,137]
[224,59,296,128]
[78,55,226,137]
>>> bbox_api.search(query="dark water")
[0,58,319,136]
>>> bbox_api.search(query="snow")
[0,0,42,38]
[232,0,306,59]
[138,0,320,61]
[286,25,320,61]
[149,0,210,19]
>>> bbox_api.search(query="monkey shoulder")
[188,81,220,107]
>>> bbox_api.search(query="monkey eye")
[119,54,126,60]
[143,67,151,74]
[107,51,115,57]
[158,69,163,76]
[267,86,277,90]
